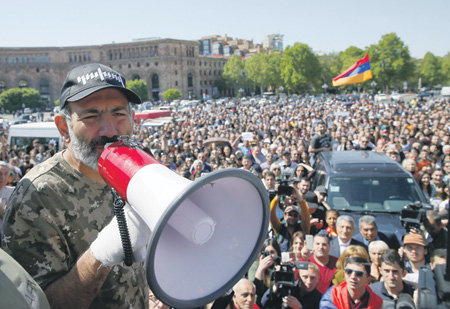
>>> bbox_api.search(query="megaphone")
[98,139,269,308]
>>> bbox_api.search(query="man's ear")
[54,114,70,142]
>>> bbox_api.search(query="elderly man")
[2,63,150,308]
[329,215,366,258]
[353,215,400,250]
[320,257,383,309]
[370,250,415,306]
[233,278,259,309]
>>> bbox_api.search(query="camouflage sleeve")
[2,178,73,290]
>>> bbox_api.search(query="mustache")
[90,136,120,149]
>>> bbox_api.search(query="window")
[18,80,29,88]
[0,81,6,93]
[175,70,178,75]
[175,81,178,86]
[40,79,49,95]
[152,74,159,89]
[174,47,177,55]
[187,73,193,87]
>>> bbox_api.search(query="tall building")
[0,38,230,105]
[199,34,279,58]
[262,34,284,51]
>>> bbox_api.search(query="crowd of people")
[0,62,449,308]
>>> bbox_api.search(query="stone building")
[0,38,229,106]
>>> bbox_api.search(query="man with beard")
[308,121,331,163]
[2,63,150,308]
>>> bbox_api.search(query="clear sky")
[2,0,448,59]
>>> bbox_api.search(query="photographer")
[260,262,322,309]
[247,238,281,307]
[270,184,311,252]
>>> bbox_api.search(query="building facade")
[0,38,229,106]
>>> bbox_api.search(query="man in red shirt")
[305,234,338,294]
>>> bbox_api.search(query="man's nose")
[99,117,118,137]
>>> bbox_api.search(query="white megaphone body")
[98,140,269,308]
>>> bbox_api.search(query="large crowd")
[0,62,449,308]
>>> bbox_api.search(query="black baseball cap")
[59,63,142,109]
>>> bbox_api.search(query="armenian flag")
[332,54,373,86]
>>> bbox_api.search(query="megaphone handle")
[112,189,133,266]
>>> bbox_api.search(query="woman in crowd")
[368,240,389,282]
[416,170,433,200]
[332,245,371,286]
[247,238,281,307]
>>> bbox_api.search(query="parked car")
[311,151,429,242]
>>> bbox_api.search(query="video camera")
[276,179,294,197]
[269,256,308,309]
[400,201,432,233]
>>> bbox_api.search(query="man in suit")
[329,215,367,258]
[353,215,400,250]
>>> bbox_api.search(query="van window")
[10,136,59,151]
[327,176,423,211]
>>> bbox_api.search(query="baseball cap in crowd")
[284,205,301,214]
[282,150,291,156]
[403,233,427,247]
[59,63,142,109]
[315,185,327,195]
[304,191,319,209]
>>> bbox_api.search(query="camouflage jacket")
[2,152,148,308]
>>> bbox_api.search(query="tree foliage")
[222,54,246,87]
[162,89,182,101]
[419,52,442,88]
[318,53,342,87]
[280,43,321,93]
[245,52,282,94]
[368,33,414,91]
[439,53,450,85]
[0,88,41,111]
[126,79,149,102]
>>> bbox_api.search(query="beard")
[67,125,122,170]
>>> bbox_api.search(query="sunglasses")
[344,268,365,278]
[273,168,281,171]
[287,212,299,217]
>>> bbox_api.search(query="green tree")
[280,43,321,93]
[126,79,149,102]
[162,89,182,101]
[223,54,246,92]
[368,33,414,92]
[245,52,281,94]
[318,53,342,88]
[439,52,450,85]
[0,87,41,111]
[419,52,442,88]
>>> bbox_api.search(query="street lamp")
[238,88,244,98]
[322,83,328,95]
[240,70,248,96]
[371,81,377,94]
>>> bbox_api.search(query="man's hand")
[91,204,151,266]
[283,296,302,309]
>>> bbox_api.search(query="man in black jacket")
[261,262,322,309]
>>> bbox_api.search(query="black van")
[311,151,429,241]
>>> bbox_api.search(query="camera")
[400,202,432,233]
[276,180,293,196]
[268,260,308,309]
